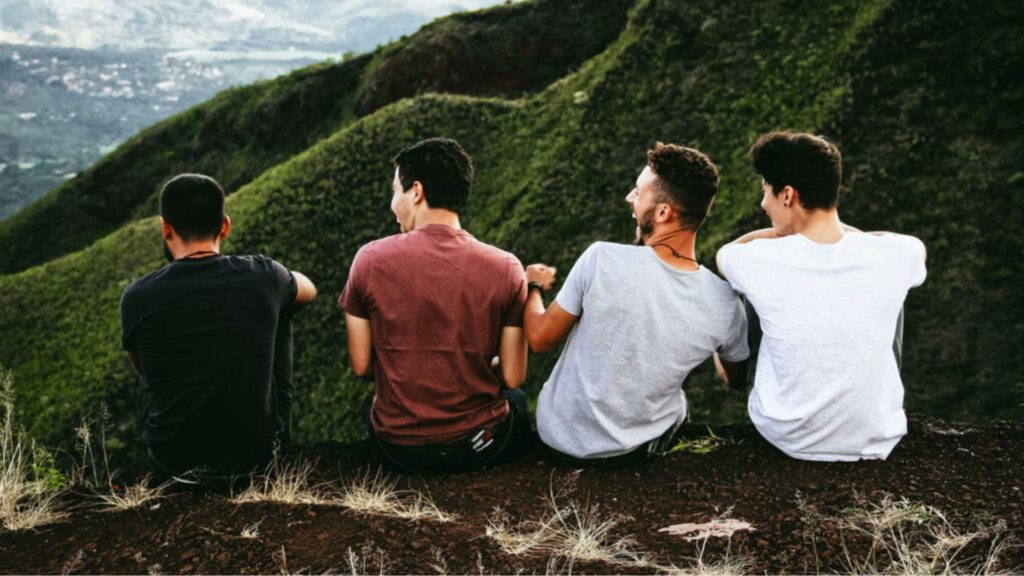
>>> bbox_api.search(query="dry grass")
[0,369,67,531]
[345,543,388,575]
[835,495,1019,575]
[240,521,261,539]
[93,476,168,511]
[233,458,334,506]
[485,475,649,570]
[486,506,560,556]
[337,469,455,523]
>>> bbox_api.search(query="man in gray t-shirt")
[524,143,749,464]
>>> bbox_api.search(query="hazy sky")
[0,0,511,52]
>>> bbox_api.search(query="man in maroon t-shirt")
[339,137,531,473]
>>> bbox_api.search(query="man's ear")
[656,202,674,224]
[160,217,174,241]
[410,181,426,206]
[782,186,797,208]
[219,215,231,240]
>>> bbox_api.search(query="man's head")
[159,173,229,260]
[390,138,474,232]
[749,131,842,235]
[625,142,720,243]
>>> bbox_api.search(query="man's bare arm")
[292,271,318,306]
[498,326,527,389]
[523,263,579,353]
[716,228,779,271]
[344,313,374,378]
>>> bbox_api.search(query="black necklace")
[649,243,698,264]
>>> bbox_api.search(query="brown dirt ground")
[1,415,1021,574]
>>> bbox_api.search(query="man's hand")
[526,264,557,290]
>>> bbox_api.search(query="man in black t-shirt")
[120,174,316,478]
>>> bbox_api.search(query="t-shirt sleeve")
[339,246,371,319]
[718,293,750,362]
[554,244,599,317]
[502,256,528,328]
[902,235,928,289]
[715,242,748,295]
[267,258,298,310]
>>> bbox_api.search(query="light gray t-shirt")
[536,242,749,459]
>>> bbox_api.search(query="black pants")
[366,388,534,474]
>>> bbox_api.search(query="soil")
[1,415,1022,575]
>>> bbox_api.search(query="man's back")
[718,232,927,460]
[341,224,526,445]
[537,242,748,458]
[121,254,296,475]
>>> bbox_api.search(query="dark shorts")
[365,388,535,474]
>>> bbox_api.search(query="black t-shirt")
[120,254,297,476]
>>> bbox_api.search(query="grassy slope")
[0,0,1020,456]
[0,0,631,276]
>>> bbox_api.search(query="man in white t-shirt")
[524,143,750,466]
[716,131,927,461]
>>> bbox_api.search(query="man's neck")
[644,226,699,270]
[172,240,220,260]
[412,209,461,231]
[793,208,845,244]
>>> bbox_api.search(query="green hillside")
[0,0,1020,458]
[0,0,631,276]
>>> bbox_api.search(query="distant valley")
[0,0,503,219]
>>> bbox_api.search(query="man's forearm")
[523,290,547,343]
[732,228,779,245]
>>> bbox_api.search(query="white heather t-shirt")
[536,242,749,459]
[717,232,927,461]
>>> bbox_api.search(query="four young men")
[121,131,926,478]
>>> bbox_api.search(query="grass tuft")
[0,368,67,531]
[93,476,167,511]
[835,494,1019,575]
[233,458,334,506]
[337,469,455,523]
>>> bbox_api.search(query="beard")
[634,204,656,246]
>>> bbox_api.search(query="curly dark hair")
[646,142,720,231]
[749,131,842,210]
[393,137,474,214]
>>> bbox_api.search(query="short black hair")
[646,142,720,231]
[393,137,474,213]
[159,173,225,241]
[749,131,842,210]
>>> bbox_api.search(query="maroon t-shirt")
[339,224,527,445]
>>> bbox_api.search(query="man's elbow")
[351,360,372,379]
[527,332,556,354]
[502,369,525,390]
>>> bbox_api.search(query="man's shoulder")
[353,234,404,261]
[467,237,523,269]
